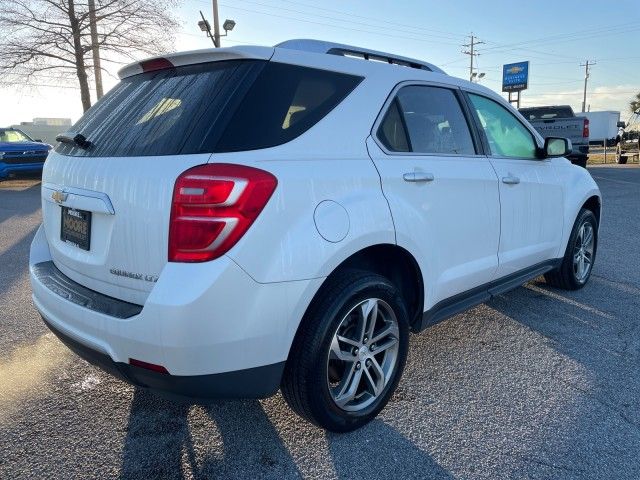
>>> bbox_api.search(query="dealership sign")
[502,61,529,92]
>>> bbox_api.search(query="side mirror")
[617,121,626,128]
[544,137,572,158]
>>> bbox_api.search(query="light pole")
[198,10,235,47]
[471,72,485,83]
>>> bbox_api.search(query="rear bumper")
[42,314,285,400]
[29,224,322,399]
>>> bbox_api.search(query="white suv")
[30,40,601,432]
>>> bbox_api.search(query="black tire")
[544,208,598,290]
[574,155,588,169]
[281,270,409,432]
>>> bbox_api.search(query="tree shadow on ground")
[120,389,302,479]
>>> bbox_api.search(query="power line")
[212,1,463,46]
[481,21,639,52]
[274,0,468,40]
[229,0,466,42]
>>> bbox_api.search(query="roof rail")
[275,39,445,74]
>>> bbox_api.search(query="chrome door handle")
[502,175,520,185]
[403,172,434,182]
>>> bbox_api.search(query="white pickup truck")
[519,105,590,168]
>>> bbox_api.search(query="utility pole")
[212,0,221,48]
[580,60,595,113]
[462,33,484,82]
[88,0,103,99]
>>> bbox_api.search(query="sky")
[1,0,639,127]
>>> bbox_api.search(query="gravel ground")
[1,166,639,480]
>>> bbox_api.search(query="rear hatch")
[41,50,271,305]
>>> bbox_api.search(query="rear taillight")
[583,118,590,138]
[169,163,277,262]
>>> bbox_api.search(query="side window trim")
[395,98,413,152]
[372,80,484,157]
[453,88,486,156]
[460,89,544,160]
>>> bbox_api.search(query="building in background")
[9,117,71,145]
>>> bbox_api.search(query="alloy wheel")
[327,298,400,412]
[573,221,595,283]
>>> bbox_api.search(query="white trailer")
[583,111,620,144]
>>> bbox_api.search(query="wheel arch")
[289,243,425,358]
[582,194,601,226]
[332,244,424,329]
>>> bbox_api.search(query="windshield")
[0,129,32,143]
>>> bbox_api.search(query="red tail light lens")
[169,163,277,262]
[140,57,174,73]
[129,358,169,374]
[583,118,590,138]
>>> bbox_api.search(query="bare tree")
[630,92,640,113]
[0,0,181,112]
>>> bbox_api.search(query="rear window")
[55,61,362,157]
[56,61,262,157]
[519,106,574,121]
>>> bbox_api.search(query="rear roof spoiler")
[117,46,275,79]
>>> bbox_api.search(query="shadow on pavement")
[120,389,302,479]
[119,387,452,479]
[0,181,41,224]
[327,420,453,479]
[487,278,640,478]
[0,224,39,299]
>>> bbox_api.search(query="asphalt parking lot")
[1,166,639,480]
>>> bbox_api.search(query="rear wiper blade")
[55,133,93,150]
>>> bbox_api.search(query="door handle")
[501,175,520,185]
[403,172,434,182]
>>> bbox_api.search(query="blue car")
[0,128,52,179]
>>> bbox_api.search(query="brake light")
[169,164,277,262]
[140,57,174,73]
[583,118,590,138]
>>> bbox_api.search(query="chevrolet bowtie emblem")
[51,190,68,203]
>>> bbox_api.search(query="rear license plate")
[60,207,92,251]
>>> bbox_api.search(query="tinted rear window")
[55,61,362,157]
[56,61,262,157]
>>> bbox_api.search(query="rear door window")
[378,85,476,155]
[377,99,410,152]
